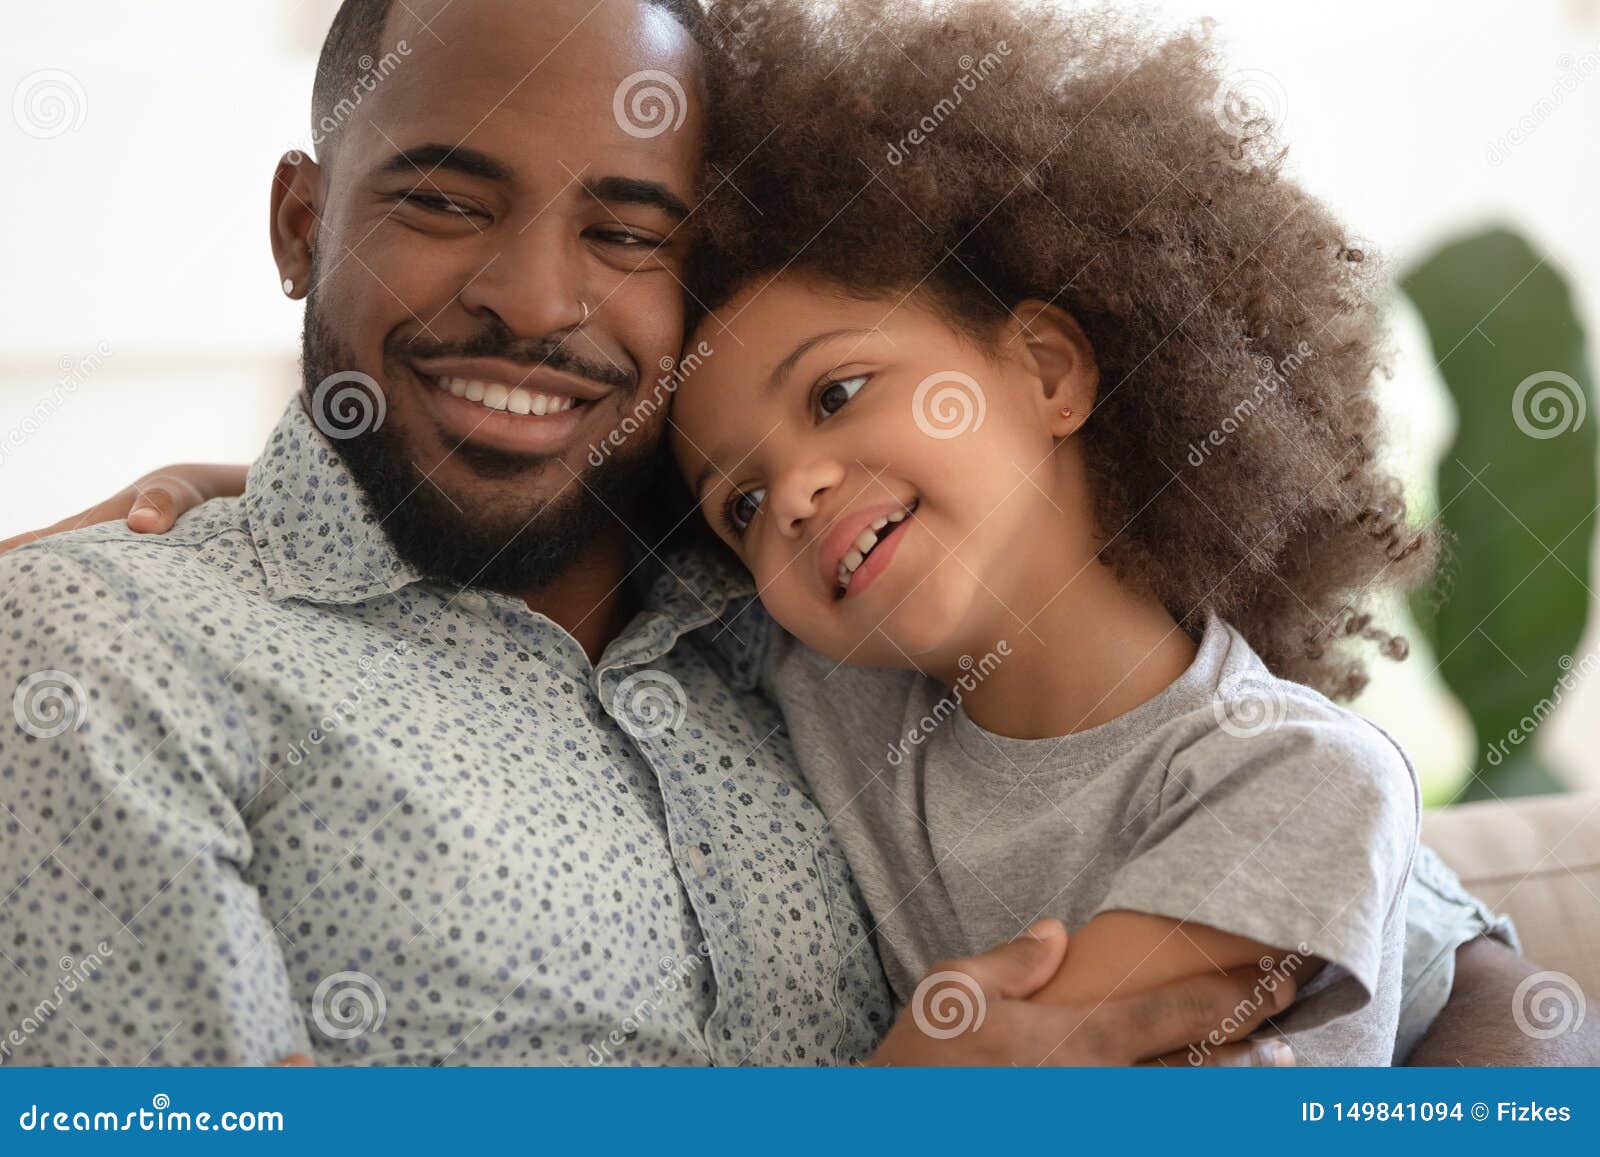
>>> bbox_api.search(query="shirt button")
[686,846,710,878]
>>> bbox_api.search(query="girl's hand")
[0,464,249,557]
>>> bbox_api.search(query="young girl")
[22,1,1431,1064]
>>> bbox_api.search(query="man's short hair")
[311,0,710,151]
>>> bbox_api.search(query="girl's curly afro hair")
[688,0,1437,699]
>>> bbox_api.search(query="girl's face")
[670,274,1099,670]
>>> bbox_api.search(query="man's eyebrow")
[765,328,877,394]
[582,176,691,221]
[377,143,512,183]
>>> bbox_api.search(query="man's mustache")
[395,324,636,393]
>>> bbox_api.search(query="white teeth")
[871,517,888,531]
[842,548,865,570]
[854,529,879,554]
[438,377,579,417]
[887,510,907,523]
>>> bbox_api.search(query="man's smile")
[405,355,620,457]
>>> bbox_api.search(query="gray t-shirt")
[764,614,1419,1066]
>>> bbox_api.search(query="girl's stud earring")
[282,278,296,296]
[1060,405,1073,418]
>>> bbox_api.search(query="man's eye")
[588,228,665,249]
[397,191,480,217]
[725,487,767,535]
[817,375,869,418]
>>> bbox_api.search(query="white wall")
[4,0,1598,796]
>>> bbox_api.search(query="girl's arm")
[0,464,246,556]
[1035,909,1319,1009]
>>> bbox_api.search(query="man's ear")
[271,151,323,300]
[1004,299,1099,438]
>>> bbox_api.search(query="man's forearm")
[1404,937,1600,1065]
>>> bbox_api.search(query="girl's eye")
[817,375,868,418]
[725,487,767,536]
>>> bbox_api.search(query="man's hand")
[867,920,1295,1067]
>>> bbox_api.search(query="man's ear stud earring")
[282,278,295,296]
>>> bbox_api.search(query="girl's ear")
[1004,299,1099,438]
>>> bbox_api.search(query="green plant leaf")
[1399,227,1596,800]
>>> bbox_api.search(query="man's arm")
[867,920,1296,1066]
[1404,937,1600,1065]
[0,547,310,1065]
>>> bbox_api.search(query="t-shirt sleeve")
[1093,707,1419,1033]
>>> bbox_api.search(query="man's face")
[288,0,703,592]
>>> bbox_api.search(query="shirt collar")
[245,398,426,605]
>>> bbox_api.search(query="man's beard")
[300,295,662,595]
